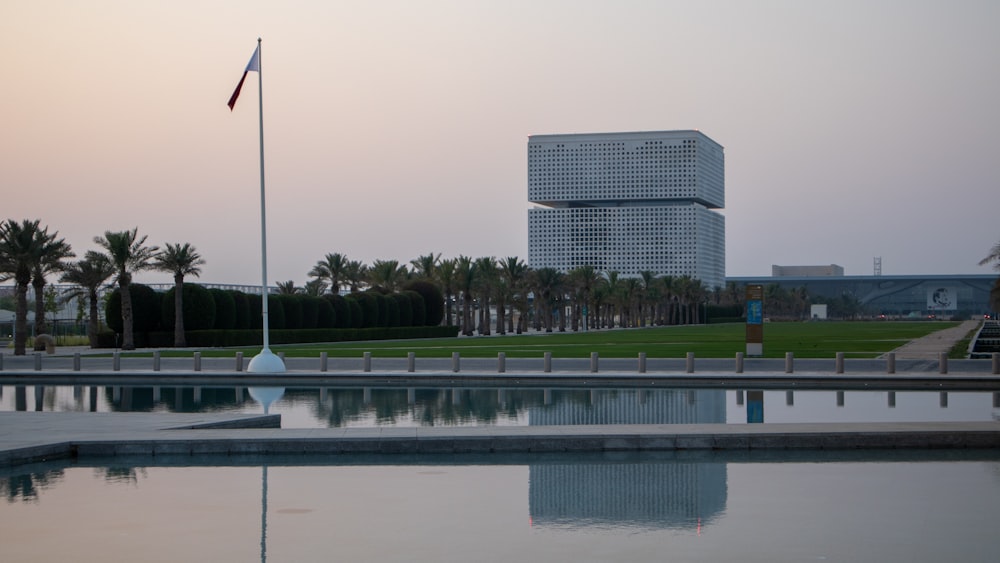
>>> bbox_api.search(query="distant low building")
[772,264,844,277]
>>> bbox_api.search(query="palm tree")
[980,241,1000,313]
[303,279,328,296]
[60,251,114,347]
[30,227,74,349]
[153,242,204,347]
[344,260,367,293]
[369,259,408,293]
[276,280,300,295]
[309,252,349,294]
[0,219,47,355]
[498,256,528,334]
[94,228,159,350]
[532,267,564,332]
[438,258,457,326]
[473,257,497,335]
[455,256,477,336]
[409,253,441,281]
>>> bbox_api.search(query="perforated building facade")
[527,130,725,289]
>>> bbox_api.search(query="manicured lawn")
[148,321,958,359]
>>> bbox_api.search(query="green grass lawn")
[147,321,958,360]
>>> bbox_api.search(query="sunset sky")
[2,0,998,287]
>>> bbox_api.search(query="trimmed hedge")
[403,280,443,326]
[232,291,251,330]
[162,284,216,331]
[105,283,162,334]
[324,294,350,328]
[94,325,460,348]
[210,288,237,330]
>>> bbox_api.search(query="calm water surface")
[2,384,998,427]
[2,451,999,562]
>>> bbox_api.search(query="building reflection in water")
[529,460,727,530]
[527,389,727,425]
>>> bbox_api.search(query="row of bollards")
[1,350,999,374]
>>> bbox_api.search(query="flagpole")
[247,37,285,374]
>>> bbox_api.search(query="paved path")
[885,319,981,360]
[2,412,999,469]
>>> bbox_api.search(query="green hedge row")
[102,282,448,347]
[95,325,460,349]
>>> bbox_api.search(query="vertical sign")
[746,284,763,357]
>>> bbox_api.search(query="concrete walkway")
[884,319,980,360]
[2,411,999,468]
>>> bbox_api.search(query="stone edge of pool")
[2,412,999,468]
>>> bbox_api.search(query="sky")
[2,0,998,287]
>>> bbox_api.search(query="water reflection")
[3,385,999,427]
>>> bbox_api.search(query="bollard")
[153,351,161,372]
[0,352,4,371]
[786,390,794,406]
[836,391,845,407]
[194,352,201,372]
[407,352,415,372]
[938,352,948,375]
[113,351,120,371]
[735,352,744,374]
[34,353,42,371]
[887,352,896,374]
[638,352,646,374]
[236,352,244,372]
[320,352,328,372]
[498,352,506,373]
[452,352,460,373]
[73,353,81,372]
[590,352,599,373]
[940,391,948,408]
[993,353,999,375]
[543,352,552,373]
[363,352,372,372]
[685,352,695,374]
[835,352,844,374]
[785,352,794,374]
[888,391,896,408]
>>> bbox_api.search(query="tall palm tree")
[980,241,1000,271]
[0,219,47,355]
[409,253,441,281]
[30,227,74,349]
[533,267,564,332]
[499,256,528,334]
[60,251,114,348]
[369,259,408,293]
[343,260,367,293]
[303,279,328,296]
[438,258,457,326]
[153,242,204,347]
[455,256,477,336]
[94,228,159,350]
[473,256,497,335]
[309,252,349,294]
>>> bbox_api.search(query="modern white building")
[527,130,725,289]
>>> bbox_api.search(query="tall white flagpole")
[247,37,285,374]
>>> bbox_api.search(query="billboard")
[927,287,958,310]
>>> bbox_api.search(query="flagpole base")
[247,348,286,374]
[248,386,285,414]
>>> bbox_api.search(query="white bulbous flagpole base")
[248,386,285,414]
[247,348,286,374]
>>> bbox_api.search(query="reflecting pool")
[2,384,999,427]
[3,450,999,562]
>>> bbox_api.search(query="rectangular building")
[527,130,725,289]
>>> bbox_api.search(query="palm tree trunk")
[173,275,186,347]
[87,288,100,348]
[120,280,135,350]
[32,279,47,350]
[14,283,29,355]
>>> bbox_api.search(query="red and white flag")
[227,45,260,111]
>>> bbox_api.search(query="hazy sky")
[3,0,998,287]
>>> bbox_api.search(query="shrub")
[301,296,323,329]
[277,294,302,329]
[324,294,350,328]
[392,292,412,327]
[345,296,364,329]
[162,284,217,332]
[403,290,426,327]
[403,280,443,326]
[350,293,378,328]
[210,288,237,330]
[315,296,335,328]
[266,294,286,330]
[372,292,390,327]
[232,291,251,330]
[105,283,162,334]
[248,294,263,329]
